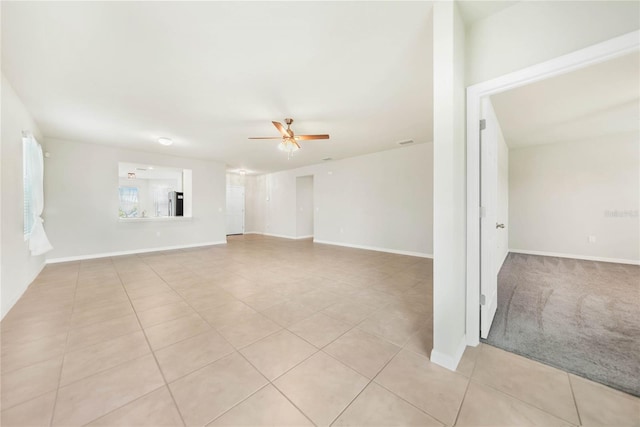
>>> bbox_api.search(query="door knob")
[496,223,505,229]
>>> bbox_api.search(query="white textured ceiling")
[491,52,640,149]
[2,1,434,174]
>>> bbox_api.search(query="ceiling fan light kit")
[249,118,330,159]
[278,139,300,155]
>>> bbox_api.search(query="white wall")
[431,1,467,370]
[246,143,433,257]
[1,75,46,318]
[466,1,640,85]
[509,133,639,264]
[296,175,314,238]
[44,138,227,261]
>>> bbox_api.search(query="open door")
[480,97,499,339]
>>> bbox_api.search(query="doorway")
[466,30,639,344]
[467,33,640,396]
[226,184,245,236]
[296,175,314,238]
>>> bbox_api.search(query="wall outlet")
[588,235,596,243]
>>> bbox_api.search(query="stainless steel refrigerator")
[168,191,184,216]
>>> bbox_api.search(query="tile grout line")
[225,349,319,427]
[471,377,580,425]
[48,262,81,427]
[372,377,452,427]
[326,344,407,426]
[114,256,188,427]
[567,373,583,426]
[180,279,323,426]
[162,249,318,426]
[8,238,441,427]
[82,384,168,425]
[451,372,473,426]
[141,256,299,426]
[472,345,583,425]
[179,271,399,426]
[248,260,432,424]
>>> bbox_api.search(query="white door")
[226,185,245,235]
[480,97,499,339]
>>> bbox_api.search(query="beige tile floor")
[1,235,638,426]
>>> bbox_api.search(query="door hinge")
[479,119,486,131]
[479,206,486,218]
[480,294,486,305]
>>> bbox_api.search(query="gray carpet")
[484,253,640,396]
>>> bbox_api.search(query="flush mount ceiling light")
[158,137,173,146]
[239,169,247,175]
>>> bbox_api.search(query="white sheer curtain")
[23,134,53,256]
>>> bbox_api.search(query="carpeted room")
[481,51,640,397]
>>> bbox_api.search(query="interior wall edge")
[45,240,228,264]
[508,249,640,266]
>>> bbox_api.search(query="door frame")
[465,30,640,347]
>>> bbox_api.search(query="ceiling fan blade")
[293,140,301,149]
[272,121,293,137]
[295,134,330,140]
[248,137,282,139]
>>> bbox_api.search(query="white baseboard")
[46,241,228,264]
[430,334,467,371]
[509,249,640,266]
[262,232,294,239]
[313,239,433,259]
[244,232,313,241]
[1,262,46,320]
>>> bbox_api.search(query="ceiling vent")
[397,139,414,146]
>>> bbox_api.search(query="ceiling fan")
[249,118,329,157]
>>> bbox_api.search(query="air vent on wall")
[397,139,414,146]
